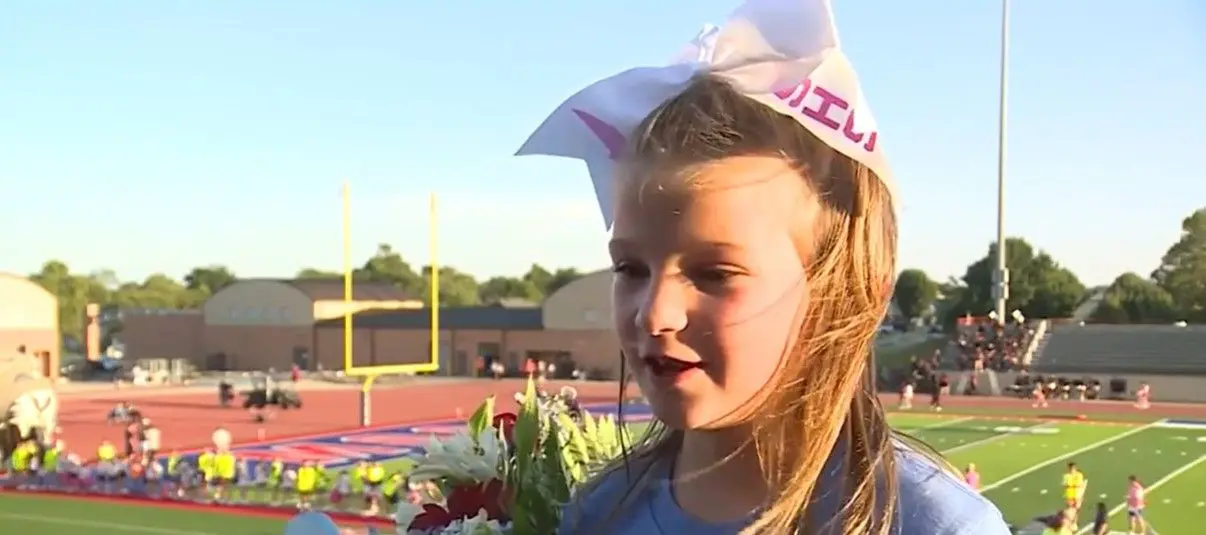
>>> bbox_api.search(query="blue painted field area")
[181,403,654,470]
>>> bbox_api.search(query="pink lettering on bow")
[573,109,626,159]
[773,80,877,152]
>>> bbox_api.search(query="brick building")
[120,271,623,377]
[0,273,60,378]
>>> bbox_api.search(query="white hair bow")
[516,0,893,229]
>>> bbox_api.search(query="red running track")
[55,379,1202,454]
[57,379,634,452]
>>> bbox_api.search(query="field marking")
[0,512,217,535]
[981,421,1159,493]
[908,416,974,431]
[941,421,1051,455]
[1073,455,1204,534]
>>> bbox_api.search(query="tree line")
[27,243,584,342]
[893,207,1206,326]
[26,207,1206,344]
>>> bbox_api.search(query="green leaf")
[513,377,541,467]
[467,395,496,442]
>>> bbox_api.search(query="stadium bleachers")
[1029,324,1206,375]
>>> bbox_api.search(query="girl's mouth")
[642,355,704,382]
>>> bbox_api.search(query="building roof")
[315,305,544,330]
[283,278,416,301]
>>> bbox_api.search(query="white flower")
[408,429,502,483]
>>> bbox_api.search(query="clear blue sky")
[2,1,1203,286]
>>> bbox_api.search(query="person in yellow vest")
[213,449,236,502]
[267,458,285,503]
[197,448,216,498]
[164,450,182,497]
[295,460,318,510]
[382,473,402,507]
[362,461,386,514]
[39,441,61,488]
[353,460,368,489]
[9,440,32,488]
[96,440,118,493]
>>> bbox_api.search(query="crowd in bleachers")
[952,320,1034,372]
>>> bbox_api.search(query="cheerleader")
[77,462,96,493]
[235,459,256,503]
[1135,383,1151,410]
[58,453,81,491]
[253,459,271,494]
[328,470,351,511]
[899,381,914,410]
[1032,382,1048,408]
[145,459,165,497]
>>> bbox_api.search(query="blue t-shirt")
[557,442,1010,534]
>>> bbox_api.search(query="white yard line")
[941,421,1051,455]
[909,416,974,432]
[1074,455,1205,534]
[981,422,1159,493]
[0,513,218,535]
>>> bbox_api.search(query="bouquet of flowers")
[284,379,628,535]
[396,379,627,534]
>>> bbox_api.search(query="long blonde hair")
[576,75,901,535]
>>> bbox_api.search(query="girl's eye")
[691,267,739,285]
[611,262,648,278]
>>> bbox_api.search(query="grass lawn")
[4,411,1204,534]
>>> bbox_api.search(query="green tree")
[478,276,541,304]
[295,268,341,279]
[951,237,1086,320]
[1151,207,1206,321]
[29,260,90,342]
[183,265,237,294]
[420,266,481,306]
[355,244,424,295]
[520,264,583,297]
[1091,272,1179,324]
[893,269,938,320]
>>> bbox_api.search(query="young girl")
[899,381,914,410]
[518,0,1010,533]
[964,463,981,493]
[1126,475,1146,535]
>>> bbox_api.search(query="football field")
[1,409,1204,534]
[894,414,1206,534]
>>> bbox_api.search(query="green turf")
[0,493,284,534]
[4,413,1206,534]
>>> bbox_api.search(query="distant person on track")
[1125,475,1147,535]
[899,381,914,410]
[1134,383,1151,410]
[931,374,947,412]
[141,419,160,461]
[1032,382,1049,408]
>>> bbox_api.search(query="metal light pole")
[993,0,1011,324]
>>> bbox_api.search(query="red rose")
[492,412,518,444]
[446,479,508,520]
[408,503,456,530]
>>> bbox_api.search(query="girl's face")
[610,156,813,429]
